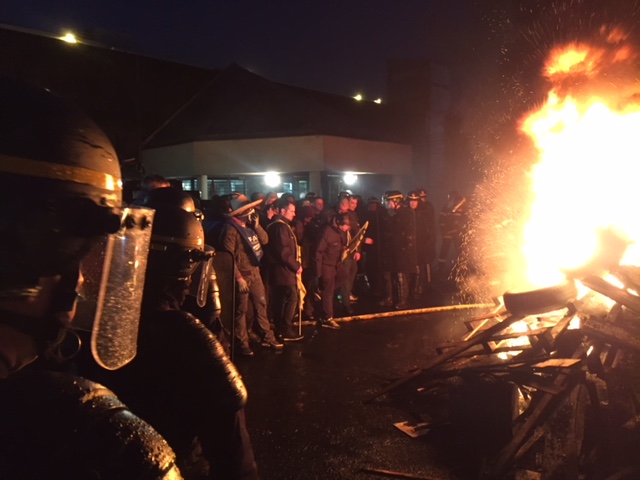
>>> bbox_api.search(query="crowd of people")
[138,179,470,358]
[0,76,469,479]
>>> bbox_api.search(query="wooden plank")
[531,358,581,368]
[583,319,640,352]
[581,275,640,314]
[483,343,586,478]
[365,313,526,403]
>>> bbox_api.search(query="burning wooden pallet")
[366,271,640,479]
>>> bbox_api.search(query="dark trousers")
[302,268,317,318]
[319,265,338,319]
[271,284,298,337]
[338,256,358,307]
[208,408,260,480]
[230,269,276,347]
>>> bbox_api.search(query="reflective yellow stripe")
[0,154,120,191]
[151,234,203,248]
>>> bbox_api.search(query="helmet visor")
[74,207,154,370]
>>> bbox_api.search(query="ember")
[368,32,640,480]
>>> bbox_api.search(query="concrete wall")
[142,135,412,177]
[322,136,412,175]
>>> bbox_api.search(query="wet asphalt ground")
[236,282,495,480]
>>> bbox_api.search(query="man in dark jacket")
[314,213,351,329]
[221,194,283,356]
[265,198,304,341]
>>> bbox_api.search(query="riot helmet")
[407,191,420,201]
[144,207,214,314]
[144,186,204,220]
[145,187,196,212]
[148,207,211,280]
[0,77,154,370]
[145,186,220,316]
[383,190,403,209]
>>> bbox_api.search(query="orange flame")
[519,42,640,289]
[544,44,597,76]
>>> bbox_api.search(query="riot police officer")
[379,191,418,310]
[0,76,181,478]
[437,190,468,275]
[377,191,401,307]
[76,204,259,479]
[390,191,418,309]
[409,189,437,299]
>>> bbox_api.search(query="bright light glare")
[343,173,358,186]
[264,172,281,188]
[60,33,77,44]
[353,94,363,101]
[374,98,382,104]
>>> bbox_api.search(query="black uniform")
[390,206,418,274]
[0,369,181,479]
[77,295,257,480]
[389,205,419,309]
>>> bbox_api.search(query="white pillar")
[199,174,209,200]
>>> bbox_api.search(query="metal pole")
[298,295,303,336]
[232,259,236,360]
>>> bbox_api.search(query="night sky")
[0,0,486,99]
[4,0,639,144]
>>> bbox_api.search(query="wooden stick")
[293,304,496,328]
[360,467,442,479]
[336,303,496,323]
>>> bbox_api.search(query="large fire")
[518,39,640,290]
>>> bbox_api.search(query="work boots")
[411,267,423,301]
[395,273,409,310]
[377,272,394,307]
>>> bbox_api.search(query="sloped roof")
[145,64,416,148]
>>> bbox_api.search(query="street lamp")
[59,32,78,44]
[343,173,358,186]
[264,171,281,188]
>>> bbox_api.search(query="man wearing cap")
[220,194,283,356]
